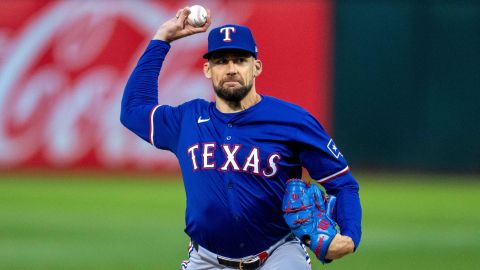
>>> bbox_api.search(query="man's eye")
[235,58,246,63]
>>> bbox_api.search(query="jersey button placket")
[225,123,233,142]
[225,179,240,226]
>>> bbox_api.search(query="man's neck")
[215,89,261,113]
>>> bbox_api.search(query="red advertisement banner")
[0,0,332,171]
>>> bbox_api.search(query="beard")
[213,79,253,103]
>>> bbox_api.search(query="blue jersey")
[121,40,362,258]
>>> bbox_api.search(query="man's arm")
[296,113,362,260]
[323,172,362,260]
[120,40,170,142]
[120,7,211,142]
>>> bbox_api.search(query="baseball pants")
[181,234,311,270]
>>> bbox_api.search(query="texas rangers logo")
[220,26,235,42]
[327,139,342,159]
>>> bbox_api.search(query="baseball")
[187,5,207,27]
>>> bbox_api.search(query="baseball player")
[121,7,361,270]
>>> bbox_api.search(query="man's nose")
[227,61,237,75]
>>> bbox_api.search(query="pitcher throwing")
[120,6,362,270]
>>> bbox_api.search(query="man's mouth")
[222,80,242,87]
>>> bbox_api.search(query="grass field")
[1,172,479,270]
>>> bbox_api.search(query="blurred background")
[0,0,479,269]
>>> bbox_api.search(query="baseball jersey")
[121,40,362,258]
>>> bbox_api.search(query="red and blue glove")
[282,178,337,264]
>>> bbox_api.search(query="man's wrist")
[343,235,355,253]
[153,30,170,42]
[325,234,355,260]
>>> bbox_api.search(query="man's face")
[204,50,261,102]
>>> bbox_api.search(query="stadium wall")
[333,1,480,172]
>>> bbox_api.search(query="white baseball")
[187,5,207,27]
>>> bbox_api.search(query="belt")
[217,252,268,270]
[192,234,295,270]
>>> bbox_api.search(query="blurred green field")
[1,172,479,270]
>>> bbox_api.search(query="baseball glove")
[282,178,337,264]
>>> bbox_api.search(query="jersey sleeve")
[121,40,182,152]
[297,113,362,249]
[323,172,362,249]
[297,113,349,183]
[149,103,183,151]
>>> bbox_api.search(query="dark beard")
[213,81,253,103]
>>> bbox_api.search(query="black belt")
[191,242,267,270]
[217,251,268,270]
[192,234,295,270]
[217,255,268,270]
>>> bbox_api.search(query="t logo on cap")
[220,27,236,42]
[203,24,258,59]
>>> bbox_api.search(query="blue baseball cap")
[203,24,258,59]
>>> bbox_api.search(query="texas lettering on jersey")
[187,143,281,177]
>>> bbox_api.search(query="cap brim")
[203,47,257,59]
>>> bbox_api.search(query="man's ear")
[253,59,262,77]
[203,62,212,79]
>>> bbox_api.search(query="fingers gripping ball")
[282,179,338,264]
[187,5,207,27]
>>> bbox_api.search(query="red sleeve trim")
[316,166,350,184]
[149,105,161,146]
